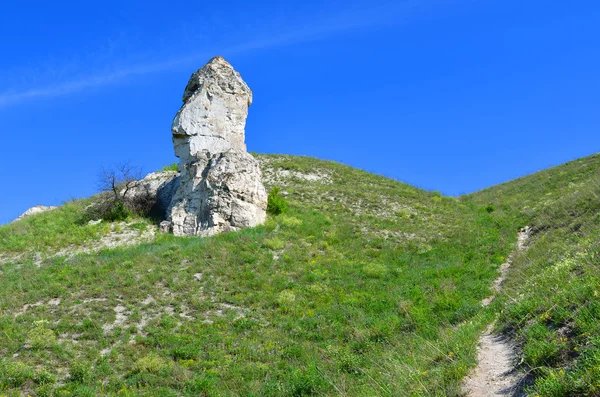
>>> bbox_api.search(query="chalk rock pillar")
[164,57,267,236]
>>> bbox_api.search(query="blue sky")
[1,0,599,224]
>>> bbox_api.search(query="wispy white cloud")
[0,57,204,107]
[0,1,443,108]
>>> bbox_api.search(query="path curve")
[462,227,531,396]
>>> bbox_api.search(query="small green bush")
[162,163,178,172]
[85,197,133,222]
[277,290,296,307]
[105,201,132,222]
[35,369,56,385]
[69,360,91,383]
[362,263,388,279]
[27,321,56,349]
[267,187,288,215]
[0,361,35,388]
[133,355,168,374]
[263,238,285,250]
[280,215,302,227]
[396,208,413,219]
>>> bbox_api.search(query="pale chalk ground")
[462,227,531,396]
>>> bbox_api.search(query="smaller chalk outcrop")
[125,171,180,219]
[163,56,267,237]
[12,205,57,223]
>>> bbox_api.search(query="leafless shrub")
[87,163,154,221]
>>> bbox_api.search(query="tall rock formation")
[162,57,267,237]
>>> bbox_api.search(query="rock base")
[167,151,267,237]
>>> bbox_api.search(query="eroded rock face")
[165,57,267,236]
[171,56,252,163]
[166,151,266,236]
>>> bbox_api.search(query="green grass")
[0,154,517,396]
[162,163,179,172]
[0,199,111,254]
[5,152,600,396]
[467,152,600,396]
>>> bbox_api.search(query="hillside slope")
[0,155,515,396]
[466,153,600,396]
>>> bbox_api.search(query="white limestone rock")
[166,56,267,237]
[168,151,267,237]
[172,56,252,163]
[13,205,57,223]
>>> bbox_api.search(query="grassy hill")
[0,153,598,396]
[466,153,600,396]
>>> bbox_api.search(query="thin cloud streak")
[0,2,426,108]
